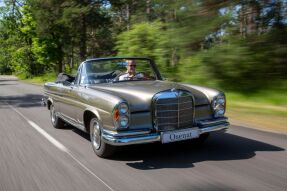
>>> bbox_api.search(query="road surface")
[0,77,286,191]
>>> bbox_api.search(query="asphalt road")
[0,77,286,191]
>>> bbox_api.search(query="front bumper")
[102,118,230,146]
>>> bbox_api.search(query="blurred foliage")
[116,21,173,77]
[0,0,286,93]
[202,33,287,91]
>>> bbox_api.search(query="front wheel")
[50,104,65,129]
[90,118,115,158]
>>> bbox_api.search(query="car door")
[71,63,91,128]
[72,85,88,128]
[59,65,82,124]
[60,82,77,123]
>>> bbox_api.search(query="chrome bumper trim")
[102,132,161,146]
[102,129,152,137]
[102,122,230,146]
[199,122,229,134]
[197,117,228,126]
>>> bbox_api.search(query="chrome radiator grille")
[153,89,194,131]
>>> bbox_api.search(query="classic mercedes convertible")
[44,57,229,157]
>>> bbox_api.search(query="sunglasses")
[128,65,136,67]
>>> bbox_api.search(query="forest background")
[0,0,286,132]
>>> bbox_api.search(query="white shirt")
[118,73,144,81]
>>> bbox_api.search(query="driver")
[118,60,144,81]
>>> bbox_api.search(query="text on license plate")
[161,128,200,144]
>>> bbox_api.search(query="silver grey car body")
[44,57,229,157]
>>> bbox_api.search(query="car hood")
[88,81,213,112]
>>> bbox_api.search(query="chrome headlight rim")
[113,101,130,129]
[212,94,226,118]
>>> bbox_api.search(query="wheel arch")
[83,109,101,133]
[47,98,53,110]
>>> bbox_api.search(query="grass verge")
[226,91,287,134]
[19,73,57,85]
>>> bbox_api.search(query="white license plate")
[161,128,200,144]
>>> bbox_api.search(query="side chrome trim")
[58,113,87,132]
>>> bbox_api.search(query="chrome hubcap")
[91,120,101,150]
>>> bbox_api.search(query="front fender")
[83,106,115,132]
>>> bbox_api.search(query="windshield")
[79,58,158,84]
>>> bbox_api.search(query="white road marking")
[4,102,115,191]
[27,120,69,153]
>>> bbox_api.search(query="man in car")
[118,60,144,81]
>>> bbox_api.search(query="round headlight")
[217,97,225,105]
[119,102,128,114]
[212,94,226,118]
[119,116,129,128]
[215,106,225,116]
[217,108,225,115]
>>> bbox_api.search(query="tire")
[50,104,65,129]
[90,117,115,158]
